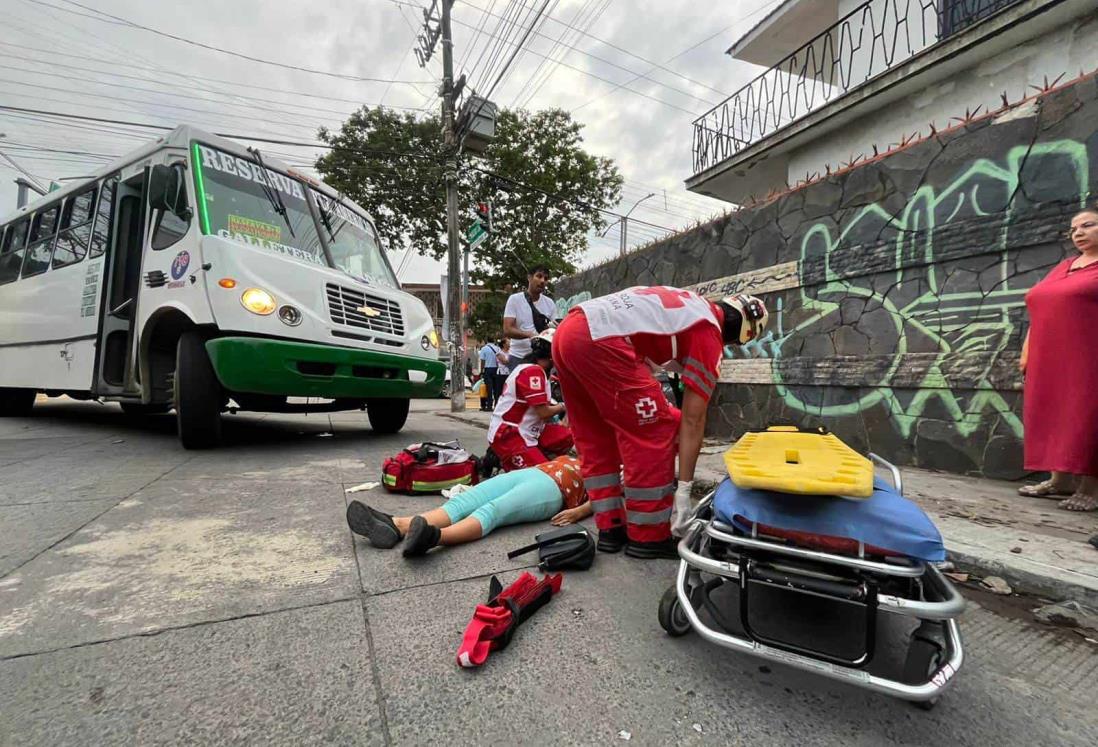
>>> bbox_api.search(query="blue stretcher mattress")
[712,476,946,562]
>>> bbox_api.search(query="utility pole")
[418,0,465,412]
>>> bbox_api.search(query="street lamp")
[598,192,657,257]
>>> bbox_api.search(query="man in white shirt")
[503,264,557,366]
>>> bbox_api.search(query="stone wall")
[555,74,1098,478]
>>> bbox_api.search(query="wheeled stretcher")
[660,441,965,709]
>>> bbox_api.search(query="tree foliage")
[316,106,623,313]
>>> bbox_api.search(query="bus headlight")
[240,288,277,315]
[427,329,439,348]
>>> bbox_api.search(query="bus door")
[95,170,148,396]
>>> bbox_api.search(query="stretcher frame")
[665,453,965,706]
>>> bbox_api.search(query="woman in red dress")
[1018,207,1098,511]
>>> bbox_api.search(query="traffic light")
[475,201,492,233]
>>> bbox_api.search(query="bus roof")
[0,125,356,225]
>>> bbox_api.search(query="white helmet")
[530,327,555,360]
[721,294,769,345]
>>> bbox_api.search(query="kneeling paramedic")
[552,287,768,559]
[488,330,573,471]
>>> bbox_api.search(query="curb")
[692,477,1098,607]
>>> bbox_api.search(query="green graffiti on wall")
[771,140,1090,438]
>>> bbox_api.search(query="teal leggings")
[441,468,563,535]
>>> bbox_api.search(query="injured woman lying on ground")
[346,456,591,556]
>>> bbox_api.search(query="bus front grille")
[326,283,405,337]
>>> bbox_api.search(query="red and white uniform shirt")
[578,286,724,401]
[488,363,553,446]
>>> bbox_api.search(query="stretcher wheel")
[903,623,946,710]
[658,585,691,637]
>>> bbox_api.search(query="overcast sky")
[0,0,777,282]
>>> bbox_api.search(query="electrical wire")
[24,0,434,86]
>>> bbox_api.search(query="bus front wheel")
[175,332,223,449]
[366,398,409,434]
[0,388,35,417]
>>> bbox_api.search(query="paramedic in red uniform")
[488,331,573,472]
[553,287,768,559]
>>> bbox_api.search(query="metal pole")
[619,217,626,257]
[441,0,465,413]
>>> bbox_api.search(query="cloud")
[0,0,773,280]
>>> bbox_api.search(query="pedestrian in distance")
[487,330,573,472]
[477,338,500,411]
[553,286,768,559]
[503,264,557,366]
[492,338,510,405]
[1018,206,1098,512]
[346,455,592,556]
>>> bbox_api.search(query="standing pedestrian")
[553,287,767,559]
[477,338,500,411]
[503,265,557,366]
[494,338,510,405]
[1018,207,1098,511]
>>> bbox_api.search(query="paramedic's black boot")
[346,501,401,549]
[624,538,679,560]
[480,448,500,479]
[402,516,441,557]
[597,527,627,554]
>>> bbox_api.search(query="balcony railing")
[692,0,1027,175]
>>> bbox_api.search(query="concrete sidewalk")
[442,408,1098,607]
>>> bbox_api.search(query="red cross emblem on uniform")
[636,286,692,309]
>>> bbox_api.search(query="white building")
[687,0,1098,203]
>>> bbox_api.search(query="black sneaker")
[346,501,401,549]
[402,516,442,557]
[597,527,627,554]
[624,539,679,560]
[1089,534,1098,550]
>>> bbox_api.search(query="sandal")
[1018,479,1074,498]
[1058,493,1098,512]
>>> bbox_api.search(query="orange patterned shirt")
[535,455,587,509]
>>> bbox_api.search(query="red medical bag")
[381,442,480,494]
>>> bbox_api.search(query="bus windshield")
[311,190,397,288]
[192,143,326,267]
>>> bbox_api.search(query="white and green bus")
[0,125,444,447]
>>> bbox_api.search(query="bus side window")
[22,204,61,279]
[0,217,31,285]
[53,186,98,269]
[88,177,118,259]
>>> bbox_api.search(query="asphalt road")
[1,399,1096,746]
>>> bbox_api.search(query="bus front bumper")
[205,337,445,399]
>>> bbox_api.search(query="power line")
[571,0,785,113]
[516,0,608,110]
[4,108,690,232]
[0,42,429,111]
[390,0,707,115]
[24,0,435,86]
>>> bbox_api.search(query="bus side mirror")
[149,164,192,221]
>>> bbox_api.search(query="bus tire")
[121,402,172,416]
[366,397,409,434]
[0,388,36,417]
[175,332,223,449]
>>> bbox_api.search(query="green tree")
[315,107,622,296]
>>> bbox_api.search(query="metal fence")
[691,0,1027,175]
